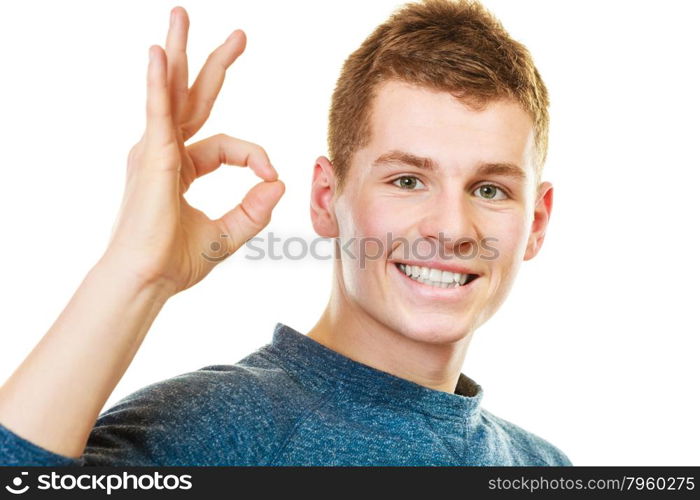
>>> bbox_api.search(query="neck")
[307,287,473,394]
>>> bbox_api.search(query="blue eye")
[473,184,507,200]
[392,176,425,190]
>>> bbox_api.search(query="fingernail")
[226,30,239,43]
[170,9,176,26]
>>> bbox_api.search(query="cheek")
[342,193,408,243]
[484,214,530,272]
[367,199,408,237]
[336,194,410,296]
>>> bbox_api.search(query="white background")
[1,0,698,466]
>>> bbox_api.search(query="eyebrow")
[371,150,527,180]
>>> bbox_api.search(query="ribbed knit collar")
[266,322,484,423]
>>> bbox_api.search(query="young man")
[0,0,571,465]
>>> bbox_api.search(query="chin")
[391,315,471,345]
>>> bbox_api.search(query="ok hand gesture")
[106,6,285,295]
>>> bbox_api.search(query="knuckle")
[148,107,173,121]
[241,201,265,229]
[248,142,266,157]
[143,139,179,161]
[127,145,138,162]
[205,51,221,69]
[204,47,228,73]
[127,143,144,170]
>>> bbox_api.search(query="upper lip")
[391,259,482,276]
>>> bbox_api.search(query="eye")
[391,175,426,190]
[473,184,508,201]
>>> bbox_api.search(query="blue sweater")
[0,323,572,466]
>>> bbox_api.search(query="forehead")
[363,79,536,175]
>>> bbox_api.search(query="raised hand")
[106,6,285,295]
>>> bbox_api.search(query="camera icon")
[5,471,29,494]
[201,233,232,262]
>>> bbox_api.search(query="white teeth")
[440,271,454,283]
[396,263,473,289]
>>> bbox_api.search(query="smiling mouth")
[395,263,479,288]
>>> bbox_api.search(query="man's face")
[321,79,550,345]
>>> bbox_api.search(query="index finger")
[186,133,278,181]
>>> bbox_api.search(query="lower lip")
[390,262,480,302]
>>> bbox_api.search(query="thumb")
[218,179,285,251]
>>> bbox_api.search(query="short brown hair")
[327,0,549,191]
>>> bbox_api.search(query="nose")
[416,187,480,258]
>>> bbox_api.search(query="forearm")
[0,254,175,459]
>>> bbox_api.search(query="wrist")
[93,252,177,304]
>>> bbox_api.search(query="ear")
[310,156,339,238]
[523,181,554,261]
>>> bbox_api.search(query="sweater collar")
[266,322,484,422]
